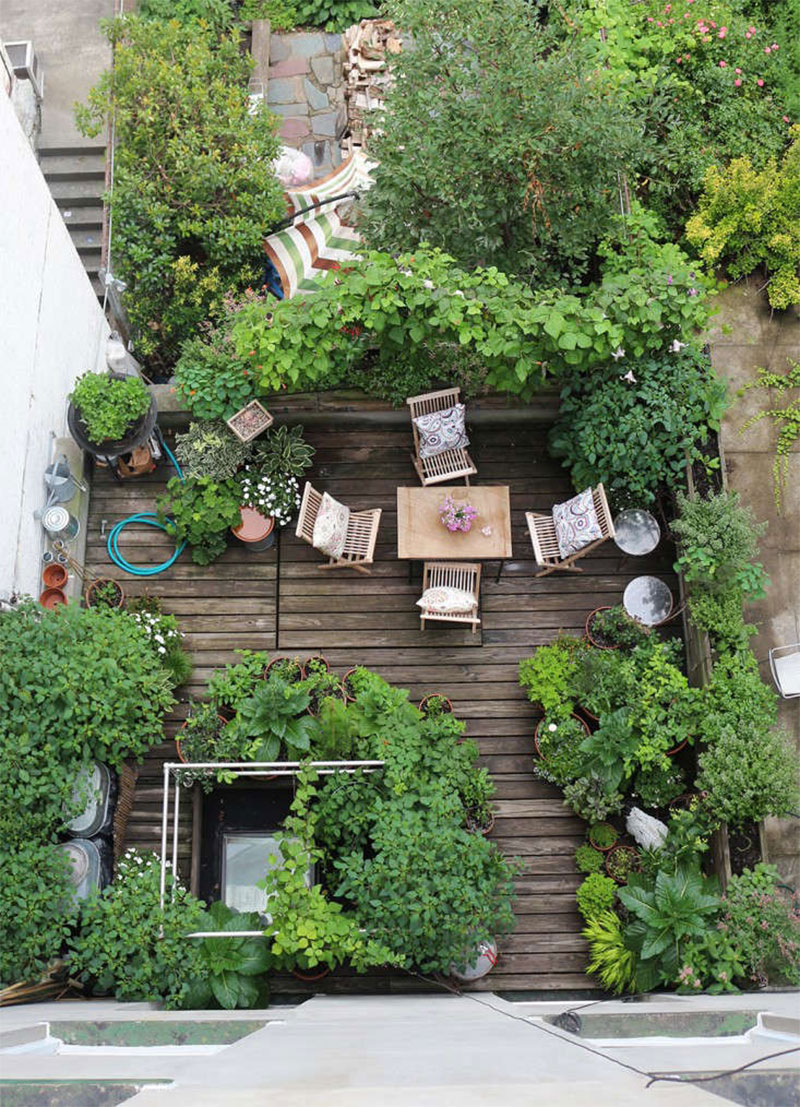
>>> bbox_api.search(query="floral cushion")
[312,492,350,560]
[552,488,604,558]
[416,586,476,614]
[413,403,469,459]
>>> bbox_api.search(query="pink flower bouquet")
[439,495,478,533]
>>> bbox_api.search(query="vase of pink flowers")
[439,495,478,533]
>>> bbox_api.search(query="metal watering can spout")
[43,455,87,504]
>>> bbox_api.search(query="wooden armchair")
[419,561,481,633]
[526,484,615,578]
[406,387,477,486]
[296,482,382,575]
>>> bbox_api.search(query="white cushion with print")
[552,487,603,559]
[413,403,469,459]
[312,491,350,560]
[416,586,476,614]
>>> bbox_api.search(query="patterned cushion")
[312,492,350,560]
[413,403,469,459]
[552,488,604,558]
[416,586,476,614]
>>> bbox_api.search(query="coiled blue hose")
[106,440,187,576]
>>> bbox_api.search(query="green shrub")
[68,850,208,1008]
[686,133,800,310]
[584,910,637,995]
[576,873,618,921]
[239,0,299,28]
[292,0,377,31]
[721,864,800,986]
[70,372,151,445]
[673,491,769,600]
[632,761,686,810]
[139,0,234,31]
[699,651,779,744]
[575,844,605,875]
[0,844,77,988]
[76,16,284,371]
[563,777,624,824]
[208,649,272,712]
[688,589,755,653]
[550,350,728,507]
[696,722,800,827]
[126,602,193,689]
[174,302,257,422]
[157,476,243,565]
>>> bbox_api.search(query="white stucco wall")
[0,87,108,600]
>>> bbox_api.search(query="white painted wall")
[0,86,108,600]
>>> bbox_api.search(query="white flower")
[621,370,637,384]
[611,347,625,360]
[670,339,687,353]
[547,723,558,733]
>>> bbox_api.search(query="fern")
[583,911,637,995]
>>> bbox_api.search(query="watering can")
[44,455,85,504]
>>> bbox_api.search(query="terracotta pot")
[585,607,620,650]
[342,667,359,703]
[605,844,642,885]
[534,713,590,758]
[576,704,599,725]
[39,587,67,610]
[291,965,331,982]
[466,808,495,836]
[42,563,68,589]
[232,507,275,552]
[303,655,330,676]
[176,715,229,764]
[264,656,303,683]
[588,822,619,852]
[85,578,125,610]
[419,693,454,716]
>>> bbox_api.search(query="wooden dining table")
[396,485,513,579]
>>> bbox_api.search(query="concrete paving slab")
[0,0,114,147]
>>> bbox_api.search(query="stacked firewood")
[341,18,403,156]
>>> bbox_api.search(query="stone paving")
[709,279,800,886]
[268,31,346,176]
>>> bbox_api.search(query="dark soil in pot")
[728,820,762,876]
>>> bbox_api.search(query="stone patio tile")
[311,110,339,137]
[724,450,800,552]
[324,33,344,52]
[269,34,293,63]
[304,78,329,111]
[280,116,311,140]
[269,57,310,78]
[269,103,309,118]
[310,54,334,85]
[293,33,325,58]
[268,77,304,104]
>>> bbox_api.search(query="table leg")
[495,559,505,584]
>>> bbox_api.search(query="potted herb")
[519,637,583,715]
[588,822,619,852]
[575,844,605,874]
[304,655,330,676]
[177,703,228,764]
[265,656,304,683]
[85,578,125,610]
[462,767,495,835]
[342,666,370,703]
[302,663,345,717]
[419,693,454,717]
[585,605,650,650]
[208,649,271,715]
[68,371,153,453]
[533,713,590,787]
[605,843,642,884]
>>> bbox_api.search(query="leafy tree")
[359,0,646,283]
[76,16,284,371]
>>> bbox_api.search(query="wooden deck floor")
[85,419,679,993]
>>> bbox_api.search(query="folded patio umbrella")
[263,150,376,299]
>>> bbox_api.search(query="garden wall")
[0,88,109,600]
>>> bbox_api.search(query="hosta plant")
[185,902,270,1009]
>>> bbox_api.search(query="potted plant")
[575,844,605,874]
[208,649,271,715]
[588,822,619,852]
[572,647,638,722]
[605,844,642,884]
[302,663,345,717]
[462,768,495,836]
[265,656,304,683]
[236,465,301,531]
[39,587,68,609]
[533,713,590,787]
[225,674,319,760]
[585,605,650,650]
[419,693,454,717]
[42,563,68,590]
[68,371,154,455]
[173,420,252,482]
[304,655,330,677]
[252,424,315,481]
[342,666,370,703]
[519,637,583,715]
[439,494,478,533]
[85,578,125,610]
[177,703,229,764]
[157,475,243,566]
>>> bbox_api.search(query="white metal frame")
[159,759,385,936]
[768,643,800,699]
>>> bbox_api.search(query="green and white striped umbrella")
[264,151,376,299]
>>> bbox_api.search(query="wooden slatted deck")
[85,417,679,993]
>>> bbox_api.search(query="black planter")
[68,394,158,457]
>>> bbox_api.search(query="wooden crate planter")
[226,400,274,443]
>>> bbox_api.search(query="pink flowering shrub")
[720,863,800,986]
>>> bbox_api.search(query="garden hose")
[106,440,186,577]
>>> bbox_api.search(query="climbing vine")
[741,360,800,513]
[231,243,713,401]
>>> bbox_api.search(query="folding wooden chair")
[296,482,382,575]
[406,387,477,486]
[526,484,615,578]
[419,561,481,633]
